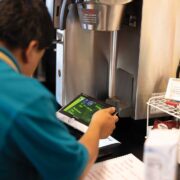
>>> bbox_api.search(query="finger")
[114,115,119,122]
[111,114,118,122]
[112,123,116,130]
[110,126,115,134]
[105,107,116,114]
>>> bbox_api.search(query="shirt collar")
[0,47,21,73]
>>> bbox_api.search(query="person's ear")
[24,40,39,63]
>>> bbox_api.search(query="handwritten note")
[85,154,144,180]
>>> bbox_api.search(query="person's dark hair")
[0,0,54,50]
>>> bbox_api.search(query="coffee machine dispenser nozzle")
[77,0,133,31]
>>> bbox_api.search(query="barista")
[0,0,118,179]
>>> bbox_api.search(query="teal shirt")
[0,47,88,180]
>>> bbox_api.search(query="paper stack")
[85,153,144,180]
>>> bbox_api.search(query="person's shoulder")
[0,65,52,99]
[21,75,53,98]
[15,72,52,94]
[1,71,56,111]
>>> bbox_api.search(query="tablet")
[59,93,111,126]
[56,93,120,148]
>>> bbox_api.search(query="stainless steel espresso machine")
[46,0,179,120]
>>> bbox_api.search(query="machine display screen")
[59,94,110,125]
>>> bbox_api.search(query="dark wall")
[42,45,56,94]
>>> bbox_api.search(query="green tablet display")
[59,94,110,125]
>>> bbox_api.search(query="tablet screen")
[59,94,110,125]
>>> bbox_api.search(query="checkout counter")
[67,117,180,179]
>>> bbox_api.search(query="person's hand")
[89,107,119,139]
[79,107,118,178]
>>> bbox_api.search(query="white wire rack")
[146,95,180,136]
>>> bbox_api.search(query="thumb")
[105,107,116,114]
